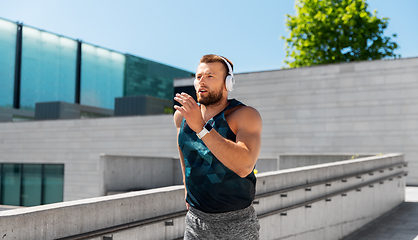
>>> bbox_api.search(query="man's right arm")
[174,110,189,210]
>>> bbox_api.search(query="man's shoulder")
[230,105,260,118]
[227,104,261,130]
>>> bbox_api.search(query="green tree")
[282,0,400,68]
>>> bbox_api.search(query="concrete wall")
[0,154,406,240]
[0,115,178,201]
[101,155,179,195]
[227,57,418,184]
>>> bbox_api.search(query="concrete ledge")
[0,186,186,239]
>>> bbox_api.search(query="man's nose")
[198,76,206,84]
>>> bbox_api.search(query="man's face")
[195,62,227,106]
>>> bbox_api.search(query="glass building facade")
[124,54,192,101]
[20,26,78,111]
[0,163,64,207]
[0,18,16,109]
[81,43,125,109]
[0,17,193,113]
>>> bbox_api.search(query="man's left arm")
[201,107,262,178]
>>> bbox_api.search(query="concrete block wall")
[0,115,178,201]
[228,57,418,184]
[101,155,179,195]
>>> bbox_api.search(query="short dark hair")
[199,54,233,77]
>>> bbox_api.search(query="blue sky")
[1,0,417,73]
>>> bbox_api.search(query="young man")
[174,54,262,239]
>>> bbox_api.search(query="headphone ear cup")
[194,79,198,90]
[225,75,234,91]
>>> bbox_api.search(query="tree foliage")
[282,0,400,68]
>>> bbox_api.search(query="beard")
[197,86,224,106]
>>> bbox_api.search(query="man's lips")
[198,88,208,94]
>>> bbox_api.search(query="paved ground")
[342,187,418,240]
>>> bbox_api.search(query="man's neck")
[200,98,229,122]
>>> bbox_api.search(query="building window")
[0,163,64,207]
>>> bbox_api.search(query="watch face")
[205,123,213,131]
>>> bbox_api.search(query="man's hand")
[174,93,205,133]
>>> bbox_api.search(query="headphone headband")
[218,56,233,77]
[218,56,235,91]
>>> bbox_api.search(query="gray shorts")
[184,205,260,240]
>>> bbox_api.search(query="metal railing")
[257,169,407,219]
[58,160,407,240]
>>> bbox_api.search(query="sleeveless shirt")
[178,99,256,213]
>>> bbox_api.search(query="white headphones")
[194,56,235,92]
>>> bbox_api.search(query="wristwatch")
[196,122,213,139]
